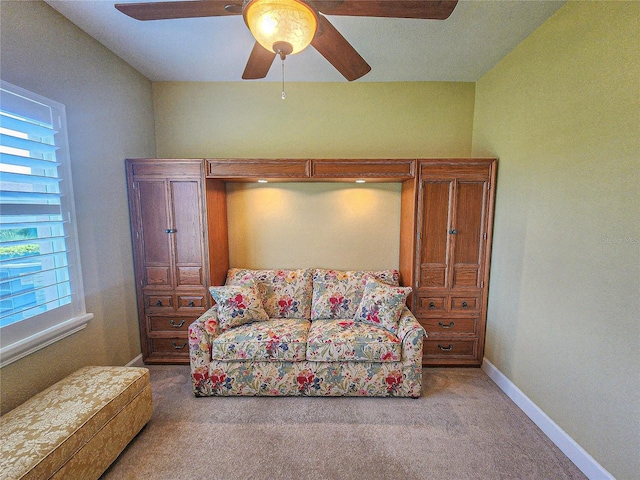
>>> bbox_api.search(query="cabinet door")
[169,179,206,288]
[417,180,453,289]
[137,180,173,288]
[416,173,489,292]
[450,179,488,290]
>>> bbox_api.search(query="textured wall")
[153,81,475,269]
[472,2,639,478]
[0,1,156,413]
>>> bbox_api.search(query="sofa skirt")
[191,360,423,398]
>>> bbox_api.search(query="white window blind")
[0,80,92,367]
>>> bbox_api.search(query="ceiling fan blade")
[115,0,242,21]
[312,0,458,20]
[311,15,371,81]
[242,42,277,79]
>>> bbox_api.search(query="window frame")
[0,80,92,367]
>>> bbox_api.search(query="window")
[0,80,92,367]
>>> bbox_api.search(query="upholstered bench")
[0,366,152,480]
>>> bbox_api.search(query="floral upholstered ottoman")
[0,366,152,480]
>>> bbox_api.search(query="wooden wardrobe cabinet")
[125,159,227,364]
[405,159,497,366]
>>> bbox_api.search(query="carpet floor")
[101,366,586,480]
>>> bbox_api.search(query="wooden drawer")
[131,160,203,178]
[415,293,480,317]
[423,339,479,365]
[144,292,207,314]
[145,337,190,364]
[450,295,480,313]
[311,159,414,180]
[416,295,447,314]
[147,315,193,333]
[419,317,478,336]
[144,294,173,311]
[207,158,310,179]
[177,294,206,309]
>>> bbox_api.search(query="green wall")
[153,81,475,159]
[0,1,156,413]
[153,81,475,270]
[472,2,639,479]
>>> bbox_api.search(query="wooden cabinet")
[126,159,228,364]
[405,159,497,366]
[126,157,495,366]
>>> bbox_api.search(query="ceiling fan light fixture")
[244,0,318,56]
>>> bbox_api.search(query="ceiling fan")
[115,0,458,81]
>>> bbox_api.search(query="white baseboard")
[126,354,144,367]
[481,358,614,480]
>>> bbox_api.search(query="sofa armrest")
[397,306,426,363]
[189,306,220,373]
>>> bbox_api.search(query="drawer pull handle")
[165,228,177,233]
[188,301,195,307]
[438,344,454,352]
[155,300,163,307]
[449,229,458,235]
[462,301,468,308]
[171,342,187,350]
[429,302,436,309]
[438,321,455,329]
[170,319,185,328]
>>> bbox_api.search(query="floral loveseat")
[189,268,426,398]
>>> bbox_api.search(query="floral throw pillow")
[353,278,412,335]
[311,269,400,320]
[225,268,313,320]
[209,283,269,332]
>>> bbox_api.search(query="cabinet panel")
[418,181,451,289]
[138,181,171,266]
[145,266,170,286]
[172,180,203,265]
[176,266,203,286]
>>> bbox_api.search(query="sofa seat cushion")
[311,269,400,320]
[226,268,313,320]
[306,319,402,362]
[211,318,311,362]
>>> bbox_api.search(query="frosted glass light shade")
[244,0,318,55]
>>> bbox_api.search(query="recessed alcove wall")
[226,181,401,270]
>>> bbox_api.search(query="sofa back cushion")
[311,269,399,320]
[225,268,313,320]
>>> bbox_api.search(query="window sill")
[0,313,94,368]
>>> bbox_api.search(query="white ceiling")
[44,0,566,83]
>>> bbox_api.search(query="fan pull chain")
[281,56,286,100]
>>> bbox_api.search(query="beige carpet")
[101,366,586,480]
